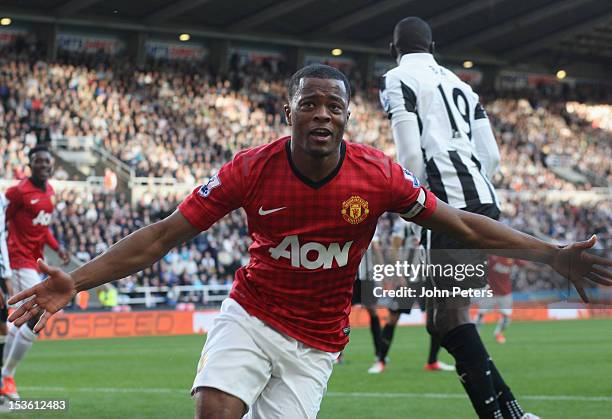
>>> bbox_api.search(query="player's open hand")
[551,235,612,302]
[7,258,77,332]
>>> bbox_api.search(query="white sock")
[2,323,17,366]
[2,324,37,377]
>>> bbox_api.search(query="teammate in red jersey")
[6,65,612,419]
[476,256,526,344]
[0,146,69,400]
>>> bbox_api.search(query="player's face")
[29,151,54,182]
[284,77,350,158]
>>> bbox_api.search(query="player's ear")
[429,41,435,55]
[389,42,398,60]
[283,104,292,126]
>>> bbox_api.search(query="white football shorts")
[11,268,41,307]
[192,298,339,419]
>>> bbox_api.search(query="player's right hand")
[7,258,77,332]
[551,235,612,303]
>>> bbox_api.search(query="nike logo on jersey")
[258,206,286,216]
[30,199,40,204]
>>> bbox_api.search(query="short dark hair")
[28,145,51,159]
[393,17,432,54]
[288,64,351,102]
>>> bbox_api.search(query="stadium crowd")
[0,38,610,302]
[487,98,611,190]
[2,48,610,189]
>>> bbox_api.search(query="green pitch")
[9,318,612,418]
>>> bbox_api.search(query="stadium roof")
[3,0,612,71]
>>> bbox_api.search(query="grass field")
[7,318,612,418]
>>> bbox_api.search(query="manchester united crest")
[341,195,369,224]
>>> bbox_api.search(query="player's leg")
[475,301,492,328]
[379,309,400,360]
[192,299,272,418]
[427,237,504,418]
[368,308,400,373]
[487,359,527,418]
[3,314,39,378]
[194,388,246,419]
[349,277,382,366]
[494,314,510,337]
[430,301,505,418]
[422,278,453,371]
[2,268,41,400]
[365,305,385,373]
[494,295,513,344]
[1,323,16,389]
[429,253,528,418]
[366,305,383,361]
[424,334,455,371]
[2,271,19,371]
[440,318,526,417]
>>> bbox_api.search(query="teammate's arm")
[45,228,70,265]
[416,199,612,301]
[8,210,200,331]
[380,74,425,181]
[390,113,425,182]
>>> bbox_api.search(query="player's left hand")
[57,247,70,265]
[550,235,612,302]
[8,259,76,332]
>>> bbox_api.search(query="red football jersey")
[487,255,514,296]
[5,178,60,271]
[179,137,436,352]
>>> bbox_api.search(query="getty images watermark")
[358,247,612,309]
[371,260,492,298]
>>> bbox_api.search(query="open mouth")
[309,128,333,141]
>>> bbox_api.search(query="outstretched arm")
[415,199,612,301]
[8,210,200,330]
[71,210,199,292]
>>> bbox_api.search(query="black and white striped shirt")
[380,53,500,210]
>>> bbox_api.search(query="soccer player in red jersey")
[0,146,70,400]
[6,65,612,418]
[476,256,526,344]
